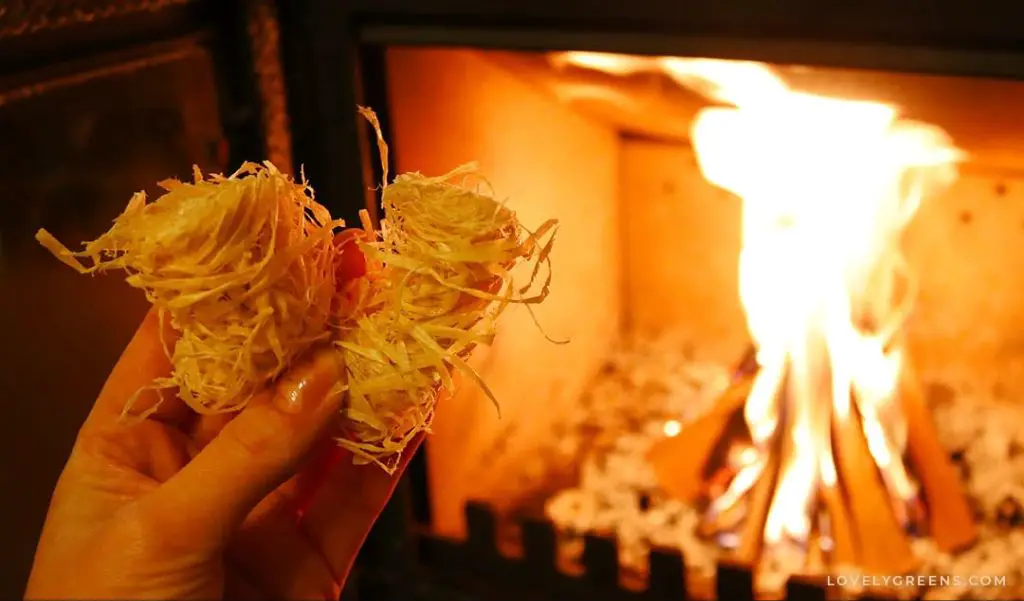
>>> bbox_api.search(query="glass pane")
[0,48,227,595]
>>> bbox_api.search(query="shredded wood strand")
[337,107,558,472]
[35,107,560,474]
[37,162,343,417]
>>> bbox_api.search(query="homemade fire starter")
[36,107,558,473]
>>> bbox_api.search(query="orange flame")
[671,58,960,546]
[560,52,962,549]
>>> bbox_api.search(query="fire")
[663,419,683,437]
[664,57,960,550]
[550,51,655,76]
[557,51,975,573]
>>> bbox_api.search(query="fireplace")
[7,2,1024,600]
[306,3,1024,601]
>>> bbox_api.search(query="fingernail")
[274,349,345,414]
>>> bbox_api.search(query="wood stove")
[7,2,1024,600]
[306,3,1024,601]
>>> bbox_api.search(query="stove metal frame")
[280,2,1024,599]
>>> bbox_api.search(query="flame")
[676,58,960,546]
[549,51,657,76]
[558,52,962,551]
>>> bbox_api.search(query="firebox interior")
[382,46,1024,594]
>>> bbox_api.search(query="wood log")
[806,531,826,574]
[706,464,738,500]
[733,452,780,565]
[733,346,759,380]
[818,481,858,566]
[648,346,967,575]
[899,364,978,551]
[697,492,747,539]
[832,400,918,574]
[647,375,752,502]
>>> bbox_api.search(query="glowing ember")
[663,419,683,437]
[557,51,977,577]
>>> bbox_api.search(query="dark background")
[0,2,283,596]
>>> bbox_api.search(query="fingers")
[333,228,368,282]
[188,412,238,456]
[296,434,425,583]
[84,307,188,430]
[290,437,350,518]
[332,229,371,319]
[294,365,463,584]
[228,487,341,601]
[223,567,268,601]
[144,348,346,551]
[78,419,193,483]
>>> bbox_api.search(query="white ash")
[542,332,1024,600]
[544,332,729,580]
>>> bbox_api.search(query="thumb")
[146,349,345,548]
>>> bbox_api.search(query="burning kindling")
[634,58,978,575]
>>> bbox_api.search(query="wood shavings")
[35,107,561,474]
[37,162,341,415]
[334,108,559,472]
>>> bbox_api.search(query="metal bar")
[358,25,1024,82]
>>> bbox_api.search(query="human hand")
[25,237,422,601]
